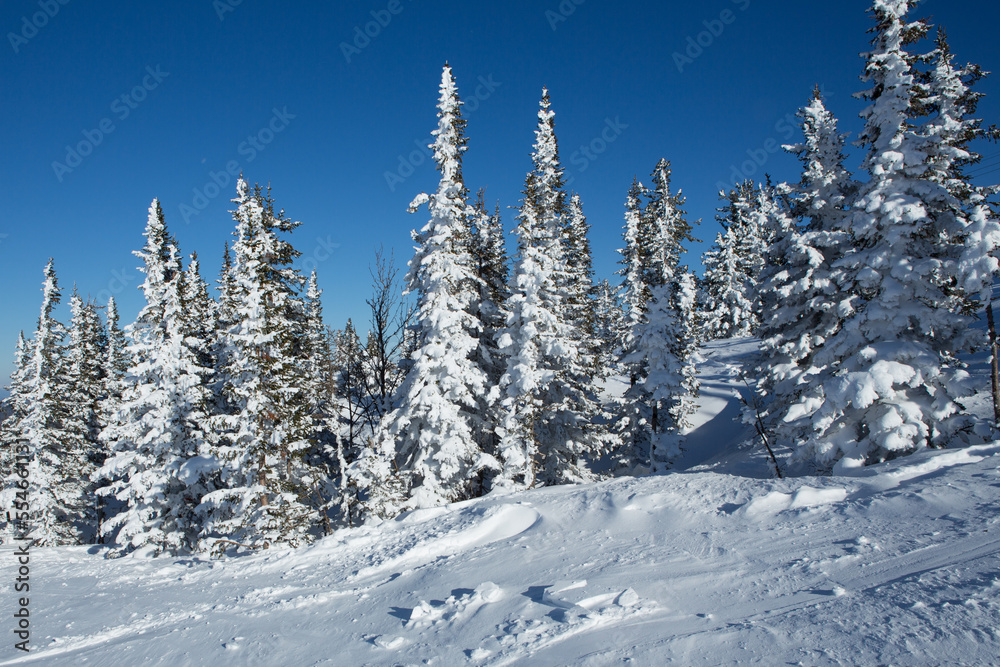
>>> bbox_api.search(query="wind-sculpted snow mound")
[350,503,541,581]
[742,485,849,517]
[8,442,1000,666]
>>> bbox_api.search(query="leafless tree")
[360,246,412,430]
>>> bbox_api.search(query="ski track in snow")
[3,338,1000,665]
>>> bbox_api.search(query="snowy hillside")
[3,338,1000,666]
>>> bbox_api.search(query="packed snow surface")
[3,338,1000,666]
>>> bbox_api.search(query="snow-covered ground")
[3,338,1000,666]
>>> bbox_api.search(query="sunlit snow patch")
[743,486,848,517]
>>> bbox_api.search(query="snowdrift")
[3,440,1000,666]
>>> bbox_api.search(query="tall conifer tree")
[358,64,496,513]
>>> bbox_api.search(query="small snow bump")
[615,588,640,608]
[475,581,503,603]
[373,635,406,649]
[468,647,492,661]
[408,601,434,623]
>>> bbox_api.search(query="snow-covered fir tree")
[745,181,798,320]
[645,159,698,286]
[200,180,321,552]
[95,295,128,541]
[619,179,650,332]
[558,192,615,464]
[211,242,239,417]
[0,332,33,541]
[784,0,999,470]
[920,28,1000,315]
[64,289,107,539]
[356,64,496,515]
[0,333,32,455]
[182,252,217,370]
[593,279,625,367]
[301,270,338,534]
[613,179,655,469]
[496,184,555,490]
[15,260,89,545]
[100,296,128,428]
[467,191,509,459]
[302,270,334,441]
[497,88,612,489]
[700,182,762,339]
[98,203,216,556]
[671,271,702,425]
[563,194,600,374]
[618,159,700,471]
[749,89,858,461]
[701,226,753,340]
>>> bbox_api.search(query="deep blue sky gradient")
[2,0,999,387]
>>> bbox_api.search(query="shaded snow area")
[4,339,1000,666]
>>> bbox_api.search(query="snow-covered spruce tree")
[920,29,1000,318]
[100,296,128,428]
[742,180,799,336]
[733,181,771,300]
[199,180,321,552]
[622,280,687,470]
[644,159,700,413]
[98,204,216,557]
[64,289,107,540]
[619,159,700,471]
[301,270,339,534]
[613,179,655,469]
[700,183,761,340]
[468,193,509,375]
[672,270,702,424]
[95,295,128,541]
[561,192,617,467]
[496,182,555,489]
[0,333,32,457]
[496,89,611,489]
[302,271,337,457]
[182,252,217,371]
[919,29,991,208]
[701,224,753,340]
[211,242,239,417]
[0,332,33,542]
[303,271,332,424]
[467,191,509,459]
[788,0,998,470]
[750,89,858,456]
[645,159,698,287]
[619,179,651,332]
[17,260,89,544]
[355,64,496,515]
[593,279,626,367]
[563,194,600,374]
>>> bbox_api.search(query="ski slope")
[2,338,1000,666]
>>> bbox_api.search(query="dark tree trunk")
[987,294,1000,426]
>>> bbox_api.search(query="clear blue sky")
[2,0,999,388]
